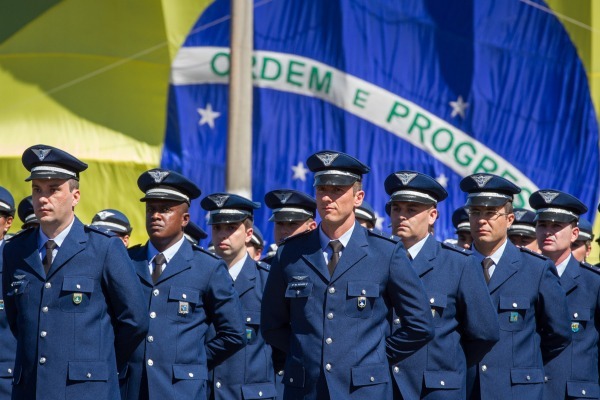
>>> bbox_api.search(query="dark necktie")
[43,240,57,275]
[327,240,343,277]
[482,257,494,284]
[152,253,166,284]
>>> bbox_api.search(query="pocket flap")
[0,362,13,378]
[285,282,313,298]
[567,380,600,398]
[241,383,277,399]
[347,282,380,297]
[168,287,200,305]
[568,307,591,321]
[283,360,305,388]
[172,364,206,380]
[9,280,28,296]
[68,361,109,381]
[426,293,447,308]
[510,368,544,384]
[62,277,95,293]
[499,296,529,311]
[351,363,390,386]
[423,370,461,389]
[244,310,261,325]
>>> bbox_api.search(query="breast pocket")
[166,286,201,322]
[8,279,29,310]
[59,277,95,313]
[345,282,380,319]
[568,306,590,339]
[498,296,529,331]
[285,282,313,318]
[427,293,447,327]
[244,310,261,345]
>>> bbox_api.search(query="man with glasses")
[529,190,600,400]
[460,173,570,400]
[385,171,498,400]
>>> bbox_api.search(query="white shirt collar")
[228,252,248,281]
[319,223,355,251]
[147,235,186,264]
[472,238,508,265]
[555,254,572,277]
[38,217,75,251]
[407,234,430,260]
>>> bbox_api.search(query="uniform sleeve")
[536,260,571,362]
[457,255,500,343]
[385,242,434,363]
[260,250,291,354]
[1,244,17,337]
[204,261,246,369]
[102,237,150,369]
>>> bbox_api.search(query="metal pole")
[226,0,254,199]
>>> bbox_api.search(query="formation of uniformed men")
[0,144,599,400]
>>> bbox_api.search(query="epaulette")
[367,229,399,244]
[4,228,31,241]
[193,245,221,259]
[279,229,312,245]
[257,260,271,272]
[441,241,473,256]
[580,261,600,275]
[519,246,548,260]
[84,224,115,237]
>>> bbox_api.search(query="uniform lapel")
[234,255,256,297]
[487,241,520,294]
[411,235,436,278]
[560,256,580,295]
[155,239,193,284]
[130,243,153,286]
[48,218,87,278]
[300,229,331,282]
[330,224,368,282]
[21,228,46,280]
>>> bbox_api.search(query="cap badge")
[471,175,493,188]
[316,152,339,167]
[96,211,114,220]
[539,191,560,204]
[275,192,292,204]
[32,148,51,161]
[209,194,230,208]
[148,170,170,183]
[514,210,527,221]
[395,172,418,186]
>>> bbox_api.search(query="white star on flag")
[197,104,221,129]
[291,161,309,181]
[435,173,449,188]
[449,95,469,119]
[375,212,385,231]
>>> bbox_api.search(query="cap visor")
[465,197,508,207]
[314,174,357,186]
[208,214,249,225]
[269,212,312,222]
[140,194,189,203]
[534,212,577,223]
[26,171,75,182]
[507,229,536,238]
[389,194,436,205]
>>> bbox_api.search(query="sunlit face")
[32,179,79,228]
[145,200,189,248]
[212,222,252,263]
[571,240,590,262]
[390,202,436,245]
[468,205,514,249]
[0,214,13,240]
[536,220,578,259]
[274,219,316,243]
[315,185,363,227]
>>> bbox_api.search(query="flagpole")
[226,0,254,199]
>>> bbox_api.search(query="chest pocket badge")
[72,293,83,305]
[509,312,519,322]
[357,296,367,309]
[571,322,580,332]
[0,300,4,311]
[179,301,189,315]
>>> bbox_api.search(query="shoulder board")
[193,245,221,260]
[257,260,271,272]
[580,261,600,275]
[519,246,548,260]
[84,224,115,237]
[367,229,400,244]
[441,241,473,256]
[127,243,142,251]
[4,228,32,241]
[280,229,313,245]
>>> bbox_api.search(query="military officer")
[571,217,593,263]
[384,171,499,400]
[529,190,600,400]
[452,207,472,249]
[0,187,16,398]
[90,209,132,247]
[261,151,434,400]
[459,174,571,400]
[507,208,539,252]
[202,193,278,400]
[247,225,265,261]
[2,144,149,400]
[355,200,377,230]
[124,169,246,400]
[17,196,38,230]
[183,221,208,245]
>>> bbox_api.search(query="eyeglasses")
[467,210,510,220]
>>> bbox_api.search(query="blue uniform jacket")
[208,256,278,400]
[123,240,246,400]
[0,240,16,399]
[543,256,600,400]
[261,223,434,400]
[1,218,149,400]
[392,236,499,400]
[466,241,571,400]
